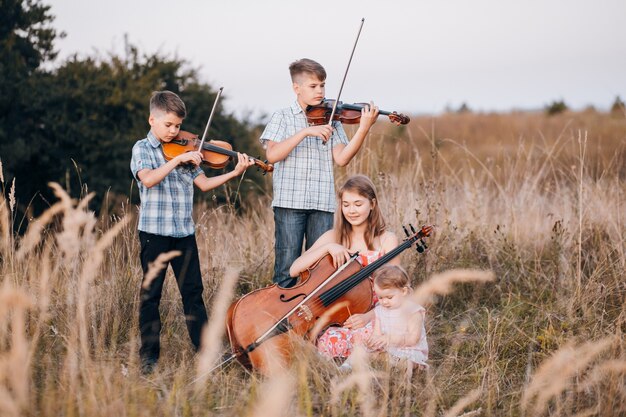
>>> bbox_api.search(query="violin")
[162,130,273,173]
[306,99,411,126]
[225,224,432,373]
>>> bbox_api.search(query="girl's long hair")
[334,175,386,250]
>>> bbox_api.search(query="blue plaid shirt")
[260,101,349,212]
[130,131,203,237]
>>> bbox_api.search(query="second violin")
[162,130,273,173]
[306,99,410,126]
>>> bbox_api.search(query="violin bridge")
[297,305,313,322]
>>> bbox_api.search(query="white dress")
[374,300,428,366]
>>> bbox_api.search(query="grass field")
[0,109,624,416]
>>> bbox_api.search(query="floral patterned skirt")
[316,321,374,358]
[316,251,381,359]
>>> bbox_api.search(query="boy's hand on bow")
[176,151,203,167]
[305,124,333,143]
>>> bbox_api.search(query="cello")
[225,225,432,373]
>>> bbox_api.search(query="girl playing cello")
[289,174,399,360]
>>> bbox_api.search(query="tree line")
[1,0,267,231]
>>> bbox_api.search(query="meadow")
[0,109,624,416]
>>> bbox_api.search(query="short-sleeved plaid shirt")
[260,101,349,212]
[130,131,203,237]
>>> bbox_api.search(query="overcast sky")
[46,0,626,119]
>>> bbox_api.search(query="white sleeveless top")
[374,300,428,365]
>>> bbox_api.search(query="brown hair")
[149,90,186,118]
[334,175,386,250]
[289,58,326,82]
[373,265,410,290]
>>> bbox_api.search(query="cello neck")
[318,226,431,306]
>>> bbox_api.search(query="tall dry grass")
[0,109,624,416]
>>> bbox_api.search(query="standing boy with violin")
[130,90,253,374]
[261,58,380,288]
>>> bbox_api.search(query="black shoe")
[141,359,157,375]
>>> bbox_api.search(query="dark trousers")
[273,207,334,288]
[138,231,208,364]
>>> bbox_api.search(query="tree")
[545,99,568,116]
[610,96,625,115]
[0,0,60,221]
[20,49,266,215]
[1,2,267,227]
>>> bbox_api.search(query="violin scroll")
[388,111,410,125]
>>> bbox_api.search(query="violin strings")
[317,238,416,304]
[246,257,360,347]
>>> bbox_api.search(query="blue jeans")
[273,207,334,288]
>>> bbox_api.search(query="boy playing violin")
[130,90,253,374]
[261,58,380,288]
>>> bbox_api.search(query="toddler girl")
[343,264,428,369]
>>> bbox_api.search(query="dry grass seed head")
[15,202,63,261]
[577,359,626,393]
[0,194,10,255]
[330,345,379,417]
[55,191,96,261]
[141,250,182,290]
[0,388,20,417]
[521,337,614,415]
[248,368,296,417]
[310,300,350,340]
[8,178,15,214]
[442,388,482,417]
[0,283,34,410]
[195,267,240,388]
[412,269,496,306]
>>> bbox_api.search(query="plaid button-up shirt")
[130,131,203,237]
[260,101,349,213]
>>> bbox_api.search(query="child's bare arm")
[265,125,333,163]
[193,153,253,192]
[380,232,400,265]
[332,102,379,166]
[137,151,203,188]
[366,316,387,351]
[289,231,351,277]
[343,309,374,329]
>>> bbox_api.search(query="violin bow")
[189,351,240,386]
[324,17,365,145]
[197,86,224,152]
